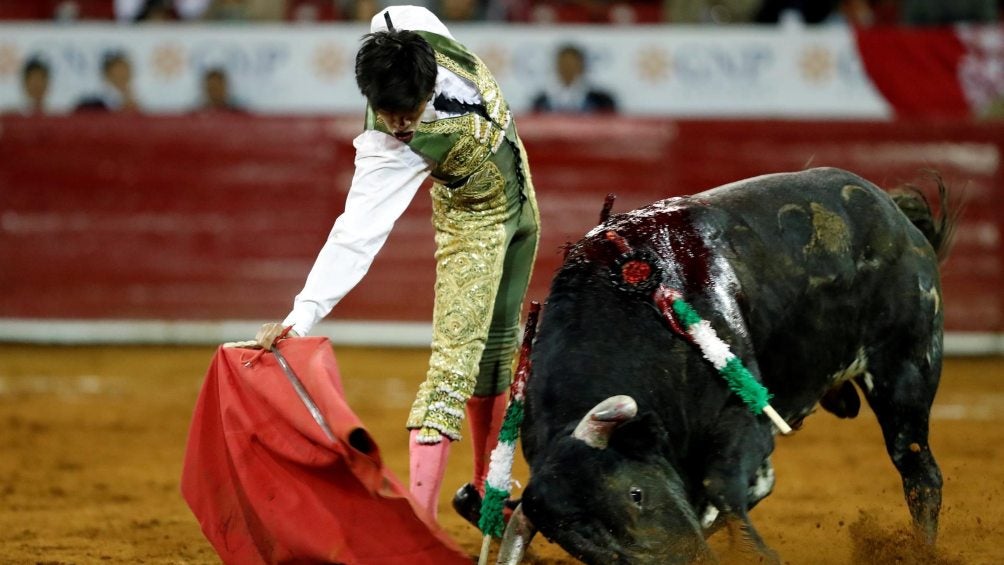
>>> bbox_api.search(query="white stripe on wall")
[0,319,433,348]
[1,319,1001,355]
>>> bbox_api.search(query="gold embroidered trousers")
[407,157,540,443]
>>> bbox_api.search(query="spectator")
[196,67,245,112]
[531,44,617,113]
[14,57,52,115]
[115,0,211,21]
[75,51,141,112]
[289,0,343,21]
[205,0,250,19]
[204,0,286,20]
[868,0,902,25]
[826,0,875,25]
[53,0,81,22]
[900,0,997,25]
[663,0,759,23]
[438,0,479,20]
[134,0,179,20]
[754,0,841,23]
[341,0,381,21]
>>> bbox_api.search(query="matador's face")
[377,98,430,143]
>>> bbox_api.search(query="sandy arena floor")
[0,344,1001,564]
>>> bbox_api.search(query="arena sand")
[0,345,1001,564]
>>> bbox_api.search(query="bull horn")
[496,503,536,565]
[572,395,638,449]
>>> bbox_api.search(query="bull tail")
[890,173,961,264]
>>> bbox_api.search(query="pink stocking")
[467,393,508,495]
[409,429,451,520]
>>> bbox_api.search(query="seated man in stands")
[531,43,617,113]
[15,57,51,115]
[195,67,245,113]
[75,51,141,112]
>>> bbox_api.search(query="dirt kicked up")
[0,344,1001,564]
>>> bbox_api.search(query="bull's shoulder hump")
[698,167,883,204]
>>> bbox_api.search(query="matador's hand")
[221,339,258,349]
[254,322,299,350]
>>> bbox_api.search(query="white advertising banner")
[0,22,891,118]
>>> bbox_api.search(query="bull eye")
[630,486,644,508]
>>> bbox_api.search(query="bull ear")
[572,395,638,449]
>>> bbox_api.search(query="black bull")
[498,168,954,564]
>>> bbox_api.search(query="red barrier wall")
[1,115,1001,332]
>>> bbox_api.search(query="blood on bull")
[498,167,956,564]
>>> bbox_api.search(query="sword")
[272,346,338,444]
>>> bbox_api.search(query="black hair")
[135,0,177,21]
[557,44,586,64]
[355,30,437,113]
[203,67,227,81]
[22,57,49,80]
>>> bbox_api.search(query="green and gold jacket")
[364,31,529,217]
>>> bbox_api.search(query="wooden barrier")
[1,114,1001,334]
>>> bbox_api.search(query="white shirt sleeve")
[282,130,431,336]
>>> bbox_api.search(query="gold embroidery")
[407,218,509,440]
[418,113,470,136]
[414,114,503,181]
[450,161,507,212]
[405,44,532,442]
[408,161,511,440]
[441,127,493,180]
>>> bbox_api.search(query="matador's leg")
[407,212,510,444]
[469,197,539,490]
[407,214,507,513]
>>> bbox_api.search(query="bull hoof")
[451,483,519,528]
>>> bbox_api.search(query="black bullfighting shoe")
[451,483,520,528]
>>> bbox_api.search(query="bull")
[498,167,955,564]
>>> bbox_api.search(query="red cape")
[181,337,470,565]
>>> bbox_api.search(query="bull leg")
[856,358,942,543]
[702,410,779,564]
[700,457,774,537]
